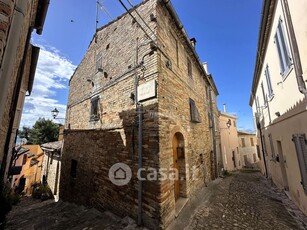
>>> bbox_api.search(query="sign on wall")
[137,80,157,102]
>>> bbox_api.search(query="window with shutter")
[292,134,307,191]
[275,19,292,76]
[265,65,273,99]
[189,98,201,123]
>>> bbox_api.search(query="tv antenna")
[96,0,113,31]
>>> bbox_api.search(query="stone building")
[0,0,49,184]
[250,0,307,215]
[237,131,258,167]
[219,112,241,171]
[41,141,62,201]
[60,0,219,228]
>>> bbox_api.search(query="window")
[256,96,260,114]
[187,58,192,78]
[292,134,307,191]
[261,82,267,107]
[275,19,292,76]
[233,120,236,127]
[268,134,275,159]
[241,138,246,147]
[90,96,100,121]
[189,98,201,123]
[250,138,254,146]
[256,145,261,160]
[70,159,78,178]
[95,52,103,73]
[265,65,273,99]
[22,154,27,165]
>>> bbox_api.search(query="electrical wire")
[126,0,155,37]
[117,0,170,61]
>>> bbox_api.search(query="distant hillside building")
[60,0,219,228]
[237,131,258,167]
[250,0,307,216]
[219,112,241,171]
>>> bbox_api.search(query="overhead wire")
[126,0,155,37]
[117,0,170,61]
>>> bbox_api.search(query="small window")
[268,134,275,158]
[256,96,261,114]
[261,82,267,107]
[95,52,103,73]
[22,154,27,165]
[292,134,307,191]
[187,58,192,78]
[250,138,254,146]
[241,138,246,147]
[265,65,273,99]
[189,98,201,123]
[90,96,100,121]
[70,159,77,178]
[256,145,261,160]
[275,19,292,76]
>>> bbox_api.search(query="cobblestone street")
[170,170,307,230]
[4,170,307,230]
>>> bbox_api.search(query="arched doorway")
[172,132,186,201]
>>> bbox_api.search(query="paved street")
[170,170,307,230]
[5,170,307,230]
[5,198,145,230]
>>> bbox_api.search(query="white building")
[250,0,307,215]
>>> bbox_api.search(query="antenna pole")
[96,0,99,31]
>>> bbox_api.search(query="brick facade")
[61,0,218,228]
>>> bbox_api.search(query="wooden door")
[277,141,289,190]
[244,155,248,165]
[172,135,180,200]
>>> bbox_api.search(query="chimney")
[190,38,196,48]
[203,62,209,75]
[223,103,226,113]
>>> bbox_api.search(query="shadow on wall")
[59,103,160,228]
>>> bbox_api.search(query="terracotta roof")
[41,141,63,151]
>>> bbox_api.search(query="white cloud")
[20,44,76,128]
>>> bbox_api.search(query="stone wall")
[155,1,213,227]
[0,0,40,181]
[61,0,216,228]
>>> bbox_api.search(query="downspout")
[281,0,307,104]
[209,88,218,178]
[137,104,143,226]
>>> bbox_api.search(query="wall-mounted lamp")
[226,119,231,128]
[51,108,59,119]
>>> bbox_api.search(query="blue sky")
[21,0,262,131]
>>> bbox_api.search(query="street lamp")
[51,108,59,119]
[226,119,231,128]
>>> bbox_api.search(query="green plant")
[0,184,20,226]
[222,169,231,177]
[32,184,53,200]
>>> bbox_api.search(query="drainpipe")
[137,104,143,226]
[209,88,218,178]
[281,0,307,104]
